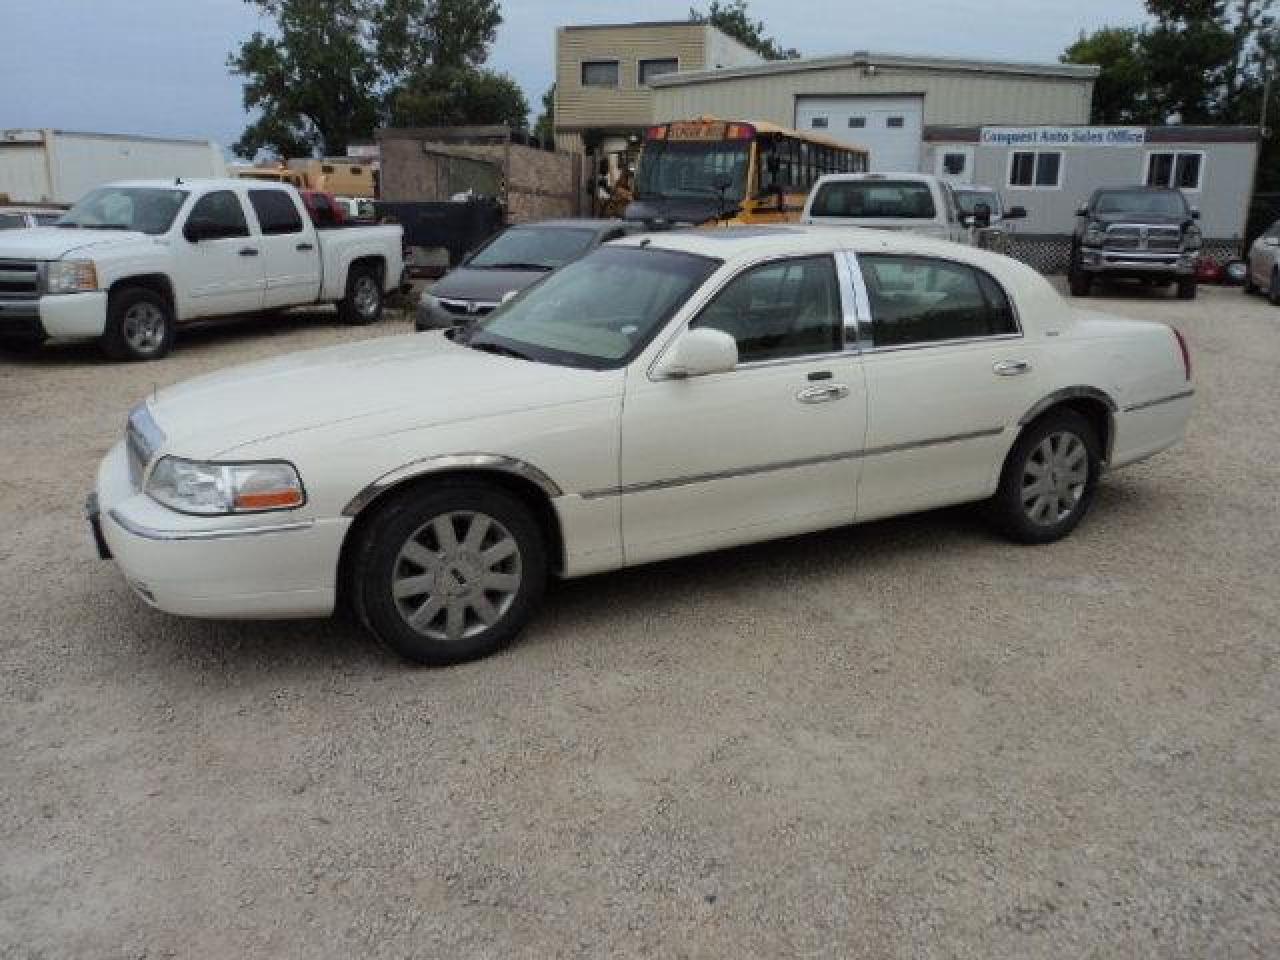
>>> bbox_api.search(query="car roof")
[612,224,978,261]
[506,218,638,233]
[813,172,942,184]
[107,178,293,191]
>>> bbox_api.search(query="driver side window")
[693,256,842,363]
[188,191,249,239]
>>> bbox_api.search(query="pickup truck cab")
[802,173,970,244]
[0,179,403,360]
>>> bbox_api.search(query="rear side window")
[810,180,937,219]
[693,256,842,363]
[0,213,24,229]
[249,189,304,235]
[858,255,1017,347]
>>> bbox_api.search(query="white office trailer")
[0,130,228,205]
[924,125,1259,268]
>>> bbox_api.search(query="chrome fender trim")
[1017,385,1119,464]
[341,454,564,517]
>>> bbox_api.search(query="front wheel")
[1067,266,1091,297]
[339,265,384,325]
[1177,278,1197,300]
[351,483,548,665]
[990,410,1101,545]
[101,287,174,361]
[1269,270,1280,306]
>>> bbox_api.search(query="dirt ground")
[1,283,1277,959]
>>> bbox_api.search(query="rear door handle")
[239,247,259,257]
[993,359,1031,376]
[796,384,850,404]
[296,242,314,251]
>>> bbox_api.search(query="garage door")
[794,96,924,172]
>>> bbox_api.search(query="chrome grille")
[0,260,41,299]
[1105,224,1183,252]
[1146,226,1182,252]
[125,403,165,489]
[438,297,496,318]
[1105,226,1142,250]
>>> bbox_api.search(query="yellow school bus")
[627,117,869,225]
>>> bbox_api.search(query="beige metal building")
[649,52,1099,172]
[553,21,762,157]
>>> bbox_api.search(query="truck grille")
[0,260,41,299]
[1105,225,1183,252]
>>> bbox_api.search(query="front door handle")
[993,359,1031,376]
[239,247,259,257]
[796,384,850,404]
[296,242,315,251]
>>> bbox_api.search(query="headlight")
[46,259,98,294]
[1185,224,1203,251]
[1082,222,1105,247]
[145,457,306,515]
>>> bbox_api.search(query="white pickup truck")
[0,179,403,360]
[801,172,973,244]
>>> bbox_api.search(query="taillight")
[1170,326,1192,381]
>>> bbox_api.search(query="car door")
[851,253,1045,521]
[619,254,867,565]
[247,188,322,309]
[175,189,264,319]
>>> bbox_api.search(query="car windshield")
[463,245,720,369]
[1094,190,1189,217]
[955,190,999,216]
[57,187,188,234]
[634,140,750,202]
[809,180,937,219]
[467,226,599,270]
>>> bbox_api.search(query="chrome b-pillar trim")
[342,454,564,517]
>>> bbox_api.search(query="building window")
[638,58,678,85]
[942,152,967,176]
[1009,151,1062,188]
[581,61,619,87]
[848,117,866,129]
[810,116,829,129]
[1146,151,1203,190]
[886,116,905,129]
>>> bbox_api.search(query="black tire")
[0,336,45,355]
[1269,270,1280,306]
[350,482,548,666]
[338,264,384,325]
[990,409,1101,545]
[1067,266,1091,297]
[101,286,174,361]
[1243,270,1257,295]
[1176,278,1197,300]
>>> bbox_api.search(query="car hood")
[0,226,149,259]
[1091,211,1189,226]
[146,332,617,458]
[429,266,547,303]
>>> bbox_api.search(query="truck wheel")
[990,409,1101,545]
[1177,278,1197,300]
[101,287,174,361]
[339,265,383,325]
[1269,270,1280,306]
[0,336,45,355]
[1067,267,1091,297]
[350,481,548,666]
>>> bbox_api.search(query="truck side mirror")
[1191,208,1201,220]
[1005,206,1027,219]
[1076,205,1088,217]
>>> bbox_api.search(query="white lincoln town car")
[90,227,1194,665]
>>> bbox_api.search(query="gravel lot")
[2,284,1278,959]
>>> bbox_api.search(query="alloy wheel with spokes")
[122,302,167,354]
[340,267,383,325]
[1021,431,1088,526]
[354,482,548,665]
[392,510,522,643]
[102,286,174,361]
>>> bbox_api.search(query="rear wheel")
[1269,270,1280,306]
[1177,278,1197,300]
[339,265,383,325]
[1243,267,1258,294]
[991,410,1101,545]
[351,482,548,665]
[1067,265,1091,297]
[0,335,45,355]
[101,287,174,361]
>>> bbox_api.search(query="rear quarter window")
[811,181,937,219]
[249,189,304,235]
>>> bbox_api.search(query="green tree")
[1062,27,1158,124]
[387,66,529,131]
[688,0,799,60]
[533,84,556,147]
[228,0,382,159]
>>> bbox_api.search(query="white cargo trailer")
[0,130,228,205]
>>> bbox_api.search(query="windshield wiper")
[478,261,553,271]
[467,340,536,362]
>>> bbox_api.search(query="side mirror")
[1191,208,1201,220]
[972,202,992,229]
[1076,205,1088,217]
[1006,206,1027,219]
[653,328,738,379]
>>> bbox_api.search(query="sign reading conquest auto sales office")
[980,127,1147,147]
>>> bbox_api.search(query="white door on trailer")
[795,96,925,172]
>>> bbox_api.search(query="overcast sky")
[4,0,1148,152]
